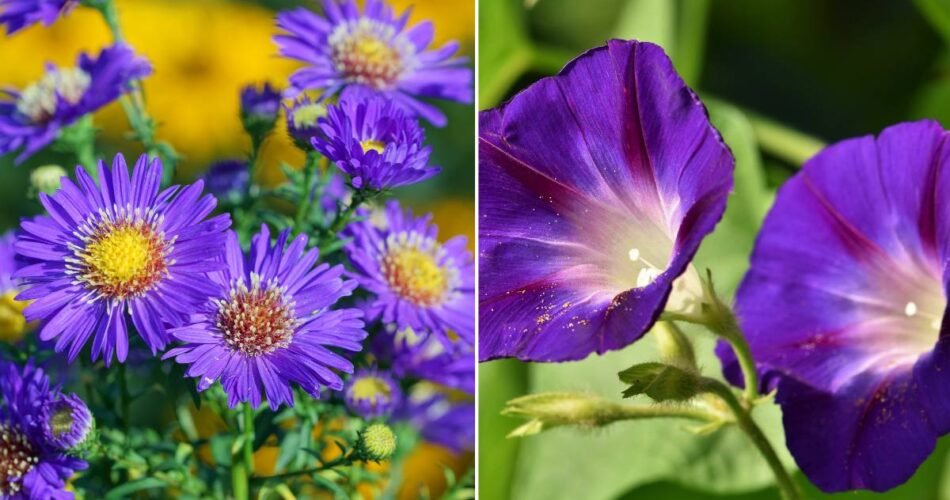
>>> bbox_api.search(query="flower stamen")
[216,273,297,357]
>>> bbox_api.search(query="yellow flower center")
[382,240,451,307]
[360,139,386,154]
[0,424,37,496]
[291,102,327,130]
[329,20,407,89]
[74,219,170,301]
[0,291,28,343]
[349,376,392,406]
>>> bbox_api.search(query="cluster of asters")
[0,0,473,496]
[479,38,950,493]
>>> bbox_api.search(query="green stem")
[326,189,373,237]
[252,452,355,483]
[673,0,711,86]
[702,379,802,500]
[118,363,131,432]
[231,404,254,500]
[294,151,320,228]
[93,0,178,184]
[743,109,825,167]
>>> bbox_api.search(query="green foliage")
[618,362,700,402]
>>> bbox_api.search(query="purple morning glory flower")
[0,360,86,499]
[0,0,75,35]
[313,96,438,191]
[479,39,734,362]
[274,0,473,126]
[202,159,249,200]
[343,368,401,419]
[343,200,474,346]
[0,44,151,163]
[719,120,950,493]
[164,226,367,409]
[14,154,232,365]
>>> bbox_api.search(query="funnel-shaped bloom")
[14,154,231,365]
[479,39,734,362]
[0,45,150,163]
[720,120,950,492]
[274,0,472,126]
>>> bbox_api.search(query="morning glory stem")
[744,109,825,167]
[702,378,802,500]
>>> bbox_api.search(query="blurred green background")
[479,0,950,499]
[0,0,474,497]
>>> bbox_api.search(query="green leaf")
[612,0,675,49]
[478,0,532,107]
[618,362,700,402]
[105,477,167,499]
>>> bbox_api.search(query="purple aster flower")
[343,368,401,419]
[164,226,367,409]
[0,44,151,163]
[313,96,439,190]
[388,328,474,394]
[285,95,328,149]
[274,0,473,126]
[403,388,473,453]
[318,172,349,220]
[0,360,86,499]
[479,40,733,362]
[14,153,232,365]
[0,0,75,35]
[0,231,31,343]
[202,159,249,201]
[240,82,281,137]
[40,393,92,451]
[718,120,950,492]
[344,200,474,346]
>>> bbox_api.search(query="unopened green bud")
[653,321,697,370]
[502,392,618,437]
[357,423,397,461]
[30,165,67,194]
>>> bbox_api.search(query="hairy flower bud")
[356,423,397,461]
[30,165,67,194]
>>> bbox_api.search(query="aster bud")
[285,97,328,150]
[355,423,397,461]
[43,393,96,456]
[240,82,281,140]
[618,362,701,402]
[30,165,67,194]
